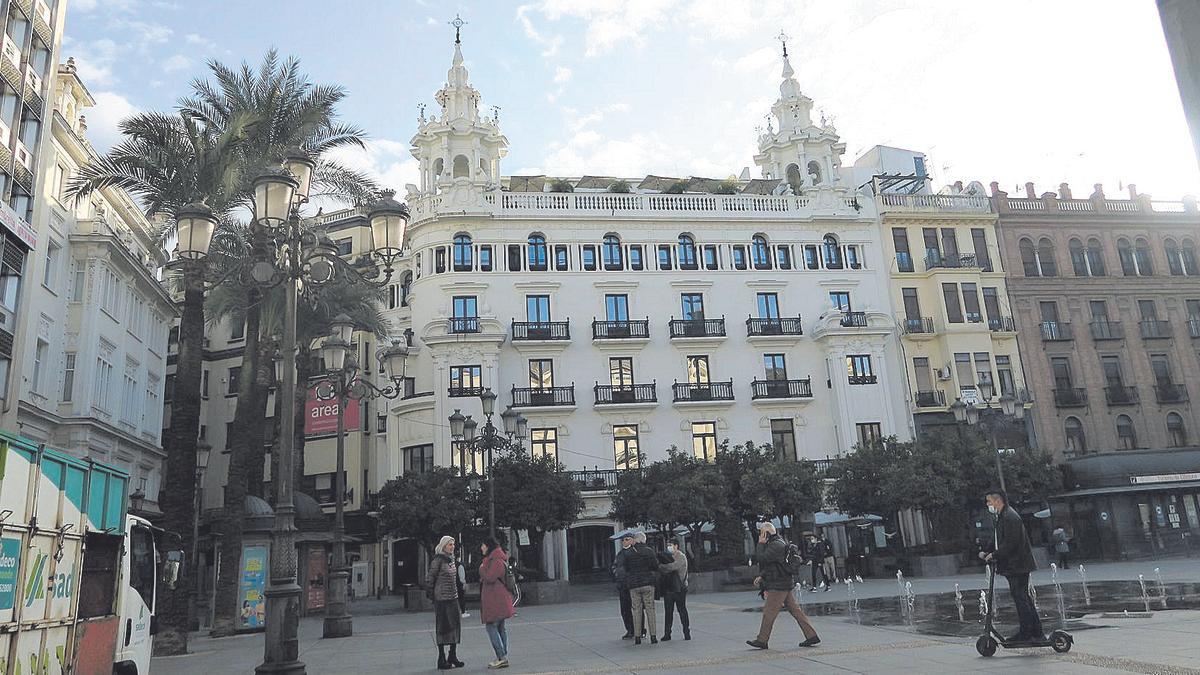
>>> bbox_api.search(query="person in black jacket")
[746,522,820,650]
[624,531,660,644]
[611,532,637,639]
[979,490,1043,643]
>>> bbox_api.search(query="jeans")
[1004,573,1044,638]
[756,588,817,643]
[822,556,836,583]
[663,591,689,636]
[619,588,634,633]
[810,560,826,588]
[630,585,656,637]
[485,619,508,660]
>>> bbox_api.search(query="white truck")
[0,429,179,675]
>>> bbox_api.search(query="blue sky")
[65,1,1200,200]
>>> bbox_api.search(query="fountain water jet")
[954,583,965,622]
[1155,568,1167,609]
[1138,574,1151,613]
[1078,564,1091,606]
[1050,563,1067,628]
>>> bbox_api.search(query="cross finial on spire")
[450,13,467,44]
[776,30,789,58]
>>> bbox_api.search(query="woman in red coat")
[478,537,516,669]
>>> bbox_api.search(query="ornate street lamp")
[175,203,219,260]
[448,389,528,540]
[952,382,1026,493]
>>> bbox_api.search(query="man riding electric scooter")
[978,490,1043,644]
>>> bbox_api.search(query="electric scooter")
[976,561,1073,657]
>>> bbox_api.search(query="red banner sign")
[306,548,326,611]
[304,390,360,436]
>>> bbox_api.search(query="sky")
[63,0,1200,201]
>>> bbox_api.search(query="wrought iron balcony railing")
[840,311,867,328]
[511,385,576,407]
[1155,382,1189,403]
[1140,320,1172,339]
[1104,385,1138,405]
[447,317,480,334]
[915,390,946,407]
[746,316,803,336]
[594,383,657,405]
[903,317,935,334]
[750,378,813,400]
[924,253,980,270]
[1090,321,1124,341]
[668,317,726,338]
[672,381,735,402]
[511,320,570,341]
[1189,317,1200,339]
[1040,321,1072,341]
[848,374,878,385]
[988,316,1016,332]
[448,386,484,398]
[592,319,650,340]
[1052,387,1088,407]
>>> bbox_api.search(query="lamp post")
[315,322,410,639]
[172,153,408,674]
[191,440,212,615]
[448,390,526,540]
[951,382,1027,493]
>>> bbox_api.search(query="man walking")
[746,522,820,650]
[611,532,636,639]
[819,533,837,590]
[625,531,660,645]
[980,490,1044,644]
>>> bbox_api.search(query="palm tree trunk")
[153,262,205,656]
[210,293,263,637]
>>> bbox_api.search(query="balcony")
[592,319,650,340]
[1140,320,1172,340]
[746,316,803,337]
[1155,383,1189,404]
[924,253,981,270]
[511,385,576,408]
[914,390,946,408]
[902,317,935,336]
[840,311,868,328]
[668,317,726,339]
[1104,385,1139,406]
[988,316,1016,333]
[448,385,485,398]
[568,468,629,492]
[594,383,657,406]
[1053,387,1088,407]
[447,317,480,334]
[511,320,570,341]
[1189,317,1200,339]
[848,374,878,385]
[1090,321,1124,341]
[672,381,735,403]
[750,378,813,400]
[1040,321,1073,341]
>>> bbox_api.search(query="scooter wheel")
[976,635,998,657]
[1051,631,1072,653]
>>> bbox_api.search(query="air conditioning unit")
[23,64,42,95]
[14,140,32,170]
[936,367,953,381]
[1,35,19,71]
[0,118,10,150]
[35,0,51,24]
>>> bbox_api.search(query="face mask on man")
[666,544,674,554]
[987,505,998,514]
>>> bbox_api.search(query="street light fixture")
[175,203,219,260]
[314,330,410,640]
[448,389,528,540]
[951,384,1027,494]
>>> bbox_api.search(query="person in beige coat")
[658,536,690,640]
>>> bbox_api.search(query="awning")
[1052,480,1200,499]
[609,528,638,541]
[814,512,883,526]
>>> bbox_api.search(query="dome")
[244,495,274,517]
[294,492,329,531]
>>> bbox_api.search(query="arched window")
[1182,239,1198,275]
[478,158,489,179]
[785,163,802,192]
[1134,237,1153,275]
[452,154,470,178]
[677,234,697,269]
[1019,238,1039,277]
[400,271,412,307]
[527,234,548,271]
[1167,412,1188,447]
[1165,239,1183,276]
[433,158,444,177]
[1116,415,1137,450]
[1069,238,1088,276]
[1118,238,1136,275]
[452,233,472,271]
[823,234,843,269]
[1064,417,1086,456]
[807,160,822,185]
[602,234,623,270]
[1037,238,1058,276]
[751,234,771,269]
[1086,237,1106,276]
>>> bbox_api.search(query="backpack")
[781,540,803,578]
[502,560,520,596]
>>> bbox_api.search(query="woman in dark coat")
[426,535,465,670]
[478,537,516,669]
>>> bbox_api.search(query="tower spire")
[777,29,789,58]
[450,13,467,45]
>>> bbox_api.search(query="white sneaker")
[487,659,509,669]
[462,612,471,618]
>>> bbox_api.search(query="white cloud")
[161,54,190,73]
[322,139,420,207]
[553,66,571,85]
[516,4,564,58]
[110,19,172,49]
[528,0,678,56]
[73,38,121,87]
[87,91,140,152]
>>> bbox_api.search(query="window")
[1019,238,1039,276]
[923,227,940,264]
[452,234,472,271]
[531,428,558,460]
[452,295,477,323]
[751,235,771,269]
[846,245,860,269]
[657,244,672,270]
[388,284,400,310]
[1086,238,1107,276]
[526,295,551,322]
[996,355,1014,397]
[71,264,85,303]
[897,228,912,270]
[1037,238,1058,276]
[610,357,634,387]
[686,355,710,384]
[775,246,791,270]
[829,291,850,313]
[628,245,644,271]
[974,352,993,391]
[691,421,718,462]
[1100,355,1125,391]
[1182,240,1198,275]
[942,283,963,323]
[51,163,67,201]
[1116,415,1137,450]
[803,245,819,270]
[941,228,960,263]
[507,244,522,271]
[602,234,623,270]
[201,370,209,398]
[680,293,704,320]
[554,244,569,271]
[962,283,982,323]
[807,160,823,185]
[856,422,882,448]
[43,240,60,290]
[1039,301,1063,339]
[1167,413,1187,447]
[452,441,487,475]
[902,287,921,322]
[677,234,697,269]
[229,313,245,341]
[954,352,974,389]
[971,228,992,271]
[1118,238,1137,276]
[847,354,875,384]
[581,245,597,271]
[528,234,548,271]
[479,245,493,272]
[99,266,121,316]
[93,354,114,412]
[605,294,629,321]
[1134,238,1154,275]
[614,425,640,470]
[983,287,1002,327]
[757,293,780,319]
[822,234,843,269]
[121,364,139,426]
[771,419,796,460]
[32,339,47,394]
[62,353,76,402]
[449,365,482,395]
[763,354,787,380]
[1150,353,1174,387]
[1051,356,1074,392]
[1065,417,1086,455]
[1070,238,1088,276]
[400,272,412,307]
[227,366,241,395]
[164,373,175,404]
[704,244,719,270]
[732,245,747,270]
[529,359,553,389]
[335,238,353,256]
[403,444,434,474]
